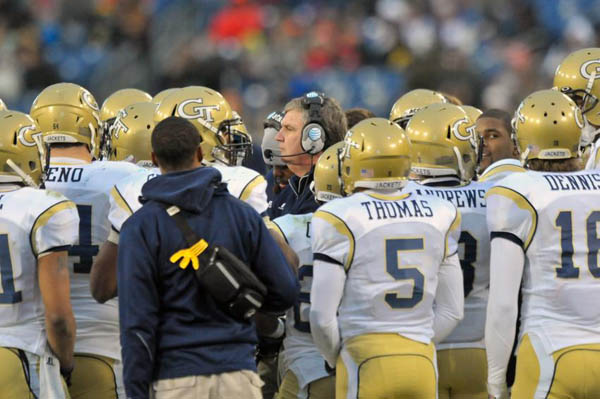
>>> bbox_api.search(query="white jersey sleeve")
[0,187,79,356]
[312,209,353,270]
[33,194,79,256]
[486,183,536,250]
[108,167,159,237]
[210,163,268,214]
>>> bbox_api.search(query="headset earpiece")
[301,92,326,155]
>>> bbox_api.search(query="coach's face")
[275,109,307,168]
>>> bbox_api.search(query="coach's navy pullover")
[117,166,299,398]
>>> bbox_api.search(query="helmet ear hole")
[29,161,36,171]
[13,132,17,146]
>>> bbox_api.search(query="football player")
[99,88,152,160]
[155,86,268,214]
[274,142,344,399]
[553,48,600,169]
[90,101,160,304]
[0,110,79,398]
[389,88,448,129]
[30,82,142,399]
[403,103,522,399]
[475,109,522,181]
[485,89,600,399]
[310,118,464,398]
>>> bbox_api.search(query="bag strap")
[158,203,200,247]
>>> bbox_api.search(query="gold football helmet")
[390,89,448,129]
[313,142,344,202]
[30,82,101,158]
[460,105,483,123]
[154,86,251,166]
[108,102,157,167]
[100,88,152,122]
[405,103,478,182]
[152,88,179,105]
[100,88,152,159]
[0,98,6,111]
[340,117,411,194]
[0,110,44,186]
[553,48,600,126]
[513,89,582,162]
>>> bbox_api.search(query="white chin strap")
[6,159,38,188]
[453,146,467,181]
[519,148,531,166]
[580,120,600,147]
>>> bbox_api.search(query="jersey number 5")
[385,238,424,309]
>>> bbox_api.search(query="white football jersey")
[311,190,460,345]
[403,180,491,348]
[478,158,526,183]
[0,186,78,355]
[209,162,268,214]
[487,170,600,354]
[109,167,160,234]
[45,157,141,359]
[272,213,330,385]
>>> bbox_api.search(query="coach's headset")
[300,91,327,155]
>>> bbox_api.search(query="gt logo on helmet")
[18,125,42,147]
[82,90,99,111]
[177,98,220,123]
[580,59,600,80]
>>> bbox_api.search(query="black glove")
[61,366,73,387]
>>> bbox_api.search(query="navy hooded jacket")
[117,166,299,398]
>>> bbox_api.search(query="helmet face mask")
[212,118,253,166]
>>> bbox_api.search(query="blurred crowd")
[1,0,599,137]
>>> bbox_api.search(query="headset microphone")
[266,148,313,159]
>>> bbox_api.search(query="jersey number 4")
[555,210,600,279]
[70,205,99,274]
[0,234,22,304]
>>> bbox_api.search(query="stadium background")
[1,0,599,139]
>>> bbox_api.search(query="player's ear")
[195,146,203,163]
[151,152,160,168]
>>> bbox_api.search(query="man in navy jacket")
[117,117,299,399]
